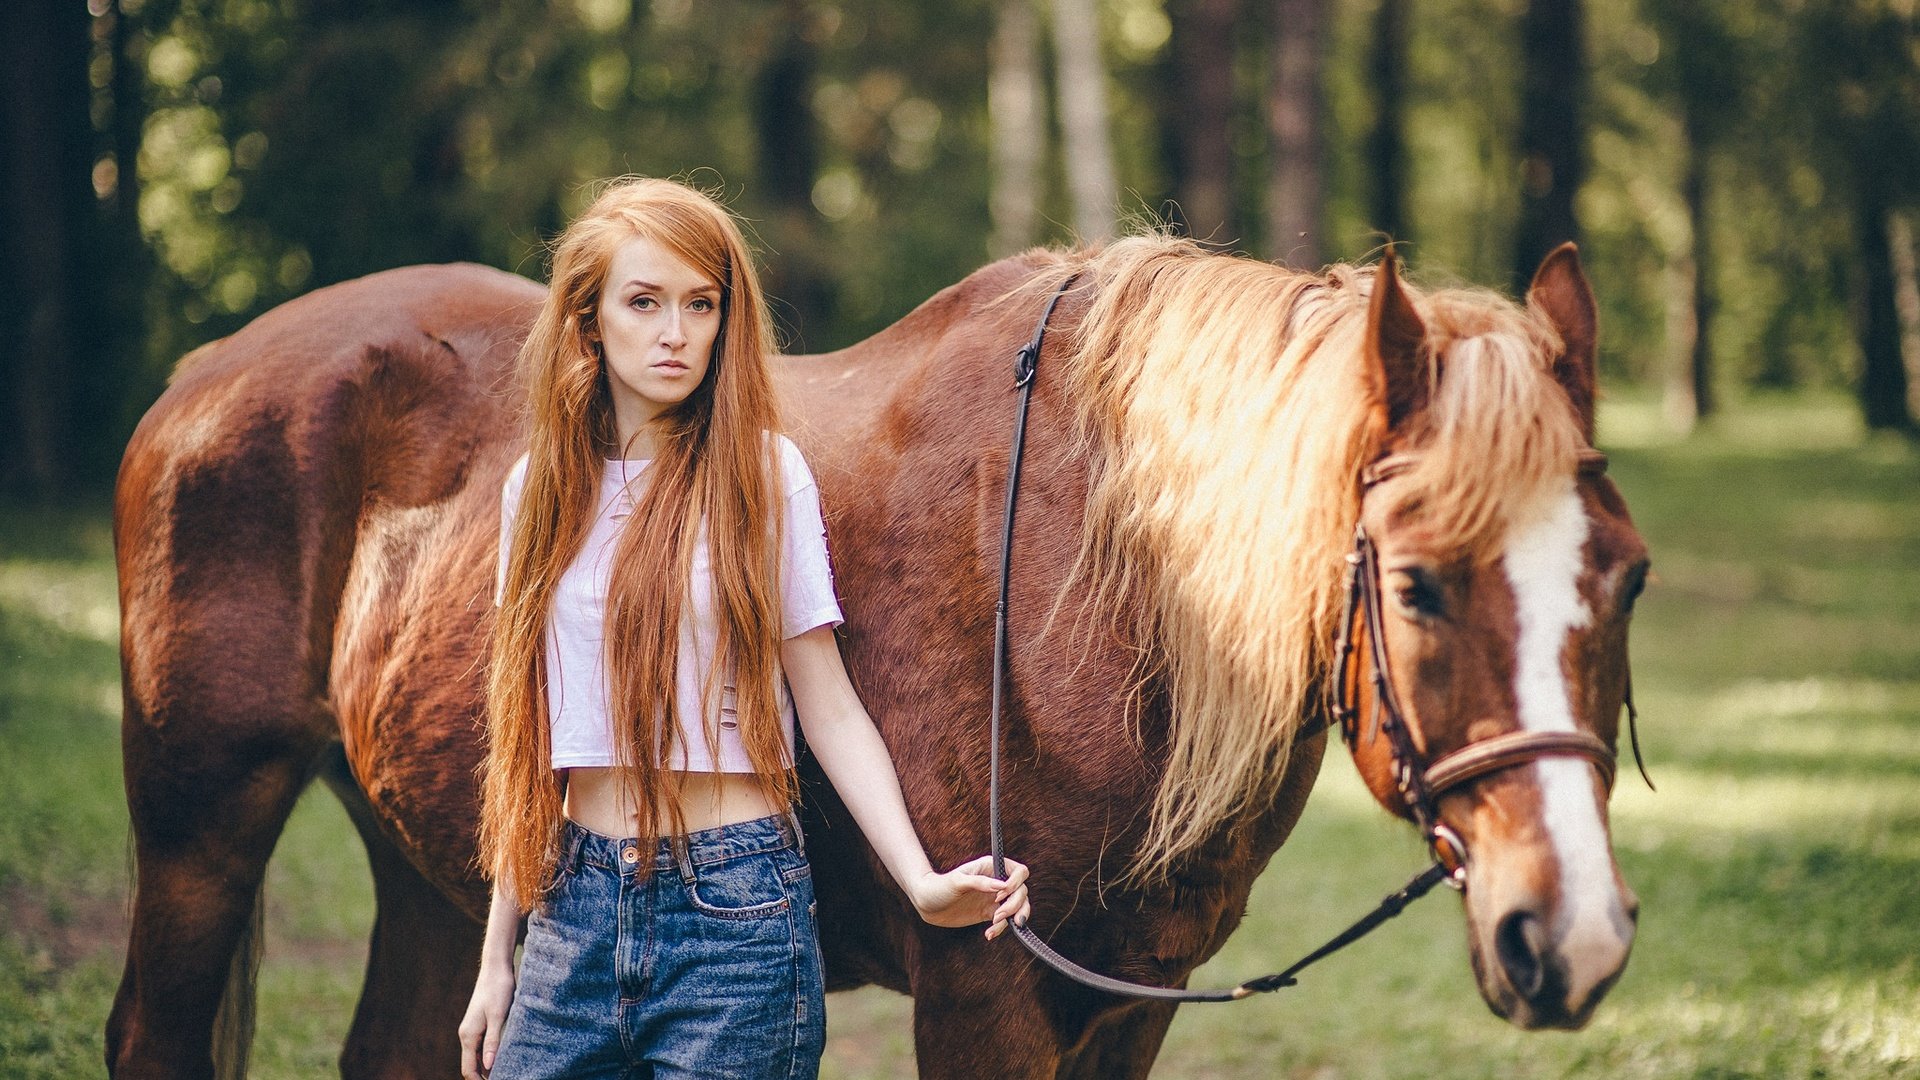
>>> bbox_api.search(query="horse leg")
[910,988,1062,1078]
[1055,1001,1177,1080]
[908,931,1188,1079]
[319,753,482,1080]
[107,742,318,1080]
[909,937,1087,1080]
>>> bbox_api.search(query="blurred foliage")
[88,0,1920,422]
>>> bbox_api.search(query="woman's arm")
[783,625,1030,937]
[458,876,522,1079]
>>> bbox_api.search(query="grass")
[2,389,1916,1078]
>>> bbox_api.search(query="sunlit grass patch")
[1597,978,1920,1078]
[1598,387,1868,452]
[1638,677,1920,782]
[0,560,120,645]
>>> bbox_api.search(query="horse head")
[1344,245,1646,1029]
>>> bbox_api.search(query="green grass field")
[3,392,1916,1078]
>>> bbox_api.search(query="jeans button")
[621,846,639,864]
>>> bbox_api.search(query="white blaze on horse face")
[1501,484,1628,1004]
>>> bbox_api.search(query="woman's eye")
[689,297,715,313]
[630,295,657,310]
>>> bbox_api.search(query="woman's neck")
[611,421,662,461]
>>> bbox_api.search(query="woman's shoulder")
[501,451,531,507]
[769,432,816,498]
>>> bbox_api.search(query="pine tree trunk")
[1661,253,1700,433]
[1050,0,1119,241]
[1512,0,1587,292]
[1888,211,1920,423]
[753,0,833,349]
[1167,0,1238,246]
[81,0,157,480]
[1267,0,1325,267]
[990,0,1045,257]
[1681,102,1715,421]
[1856,182,1915,431]
[0,0,89,494]
[1366,0,1408,246]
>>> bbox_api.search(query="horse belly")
[330,485,505,920]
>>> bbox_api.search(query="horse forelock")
[1392,290,1588,557]
[1057,236,1589,878]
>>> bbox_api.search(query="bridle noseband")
[985,274,1647,1002]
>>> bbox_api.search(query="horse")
[107,233,1646,1078]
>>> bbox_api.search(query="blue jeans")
[490,813,826,1079]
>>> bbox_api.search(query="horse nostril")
[1496,910,1548,999]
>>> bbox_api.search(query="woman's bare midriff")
[563,766,779,838]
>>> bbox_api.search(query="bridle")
[985,273,1649,1002]
[1318,446,1628,891]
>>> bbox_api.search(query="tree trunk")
[108,0,145,251]
[83,0,156,481]
[1366,0,1408,247]
[1267,0,1325,267]
[1512,0,1586,292]
[1888,211,1920,423]
[753,0,833,350]
[990,0,1045,257]
[1661,253,1699,433]
[1666,100,1715,426]
[0,0,90,495]
[1050,0,1119,242]
[1856,181,1915,431]
[1167,0,1238,246]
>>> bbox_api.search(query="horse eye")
[1620,563,1649,613]
[1392,568,1446,620]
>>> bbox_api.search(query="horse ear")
[1527,242,1598,441]
[1367,253,1430,432]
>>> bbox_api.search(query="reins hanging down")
[984,273,1642,1003]
[988,274,1453,1002]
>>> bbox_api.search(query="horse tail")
[209,882,264,1080]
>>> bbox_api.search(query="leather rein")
[985,273,1649,1002]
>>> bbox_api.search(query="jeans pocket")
[686,851,793,920]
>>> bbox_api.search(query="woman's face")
[594,234,723,450]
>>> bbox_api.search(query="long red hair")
[480,178,790,907]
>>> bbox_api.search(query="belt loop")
[671,832,695,884]
[783,808,805,855]
[561,821,585,874]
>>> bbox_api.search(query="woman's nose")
[660,310,687,348]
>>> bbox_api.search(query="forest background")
[3,0,1920,496]
[3,2,1920,1078]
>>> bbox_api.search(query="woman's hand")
[910,856,1032,939]
[458,966,516,1079]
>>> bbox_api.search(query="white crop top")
[495,435,844,771]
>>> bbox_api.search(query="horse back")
[775,255,1233,998]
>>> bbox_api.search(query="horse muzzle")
[1464,862,1638,1029]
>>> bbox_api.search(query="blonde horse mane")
[1050,235,1587,879]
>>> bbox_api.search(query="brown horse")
[108,235,1644,1078]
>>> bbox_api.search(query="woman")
[459,178,1030,1079]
